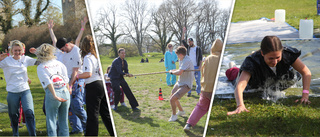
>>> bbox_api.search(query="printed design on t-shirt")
[77,61,80,65]
[50,73,66,88]
[70,58,72,60]
[85,67,87,70]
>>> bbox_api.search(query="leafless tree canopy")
[123,0,152,56]
[94,5,124,57]
[94,0,232,55]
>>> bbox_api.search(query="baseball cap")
[188,38,193,41]
[56,37,71,49]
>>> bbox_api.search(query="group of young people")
[0,17,114,136]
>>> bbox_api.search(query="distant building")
[61,0,87,24]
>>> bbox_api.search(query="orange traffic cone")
[158,88,163,100]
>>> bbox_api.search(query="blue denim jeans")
[188,66,201,94]
[7,89,36,136]
[45,86,70,136]
[69,79,87,133]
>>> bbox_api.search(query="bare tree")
[123,0,152,56]
[95,6,124,57]
[195,0,220,53]
[149,2,174,55]
[0,0,19,34]
[166,0,196,45]
[21,0,50,27]
[217,8,230,42]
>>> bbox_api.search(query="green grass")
[207,94,320,136]
[231,0,320,30]
[100,52,206,136]
[0,56,112,136]
[206,1,320,136]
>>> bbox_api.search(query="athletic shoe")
[177,111,185,116]
[121,102,127,107]
[132,107,140,112]
[110,105,115,109]
[187,93,191,97]
[184,123,192,130]
[168,115,178,122]
[113,106,118,111]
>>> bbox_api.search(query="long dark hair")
[80,35,97,59]
[260,36,283,55]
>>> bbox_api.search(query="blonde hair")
[9,40,25,55]
[167,43,173,49]
[36,43,56,63]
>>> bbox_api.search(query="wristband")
[69,85,72,89]
[302,90,309,94]
[76,74,79,79]
[81,28,84,31]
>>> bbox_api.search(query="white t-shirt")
[188,46,197,66]
[37,59,69,89]
[0,56,36,93]
[270,66,277,75]
[104,73,111,84]
[82,53,101,84]
[178,56,194,89]
[56,46,82,78]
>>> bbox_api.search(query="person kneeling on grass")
[184,39,223,130]
[168,46,194,122]
[227,36,312,116]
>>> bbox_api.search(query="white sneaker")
[168,115,178,122]
[184,123,192,130]
[110,105,115,109]
[121,102,127,107]
[177,111,185,116]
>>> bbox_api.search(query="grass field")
[207,0,320,136]
[100,53,206,136]
[0,56,112,136]
[231,0,320,30]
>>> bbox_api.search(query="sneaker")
[184,123,192,130]
[187,93,191,97]
[110,105,115,109]
[21,122,26,126]
[132,107,140,111]
[121,102,127,107]
[168,115,178,122]
[113,106,118,111]
[177,111,185,116]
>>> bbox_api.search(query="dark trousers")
[85,80,114,136]
[111,78,139,108]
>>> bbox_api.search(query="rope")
[128,69,200,77]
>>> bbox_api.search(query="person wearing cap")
[164,43,178,86]
[36,43,70,136]
[0,40,37,136]
[48,17,88,134]
[182,27,203,97]
[184,39,223,130]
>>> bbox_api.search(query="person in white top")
[0,40,37,136]
[48,17,88,134]
[36,43,70,136]
[75,35,114,136]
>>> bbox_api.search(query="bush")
[108,43,139,57]
[2,23,92,55]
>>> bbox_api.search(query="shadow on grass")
[114,106,160,127]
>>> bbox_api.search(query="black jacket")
[182,40,203,66]
[108,57,128,79]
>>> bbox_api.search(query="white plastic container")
[275,9,286,23]
[299,19,313,39]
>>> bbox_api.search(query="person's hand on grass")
[295,93,311,104]
[227,105,249,115]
